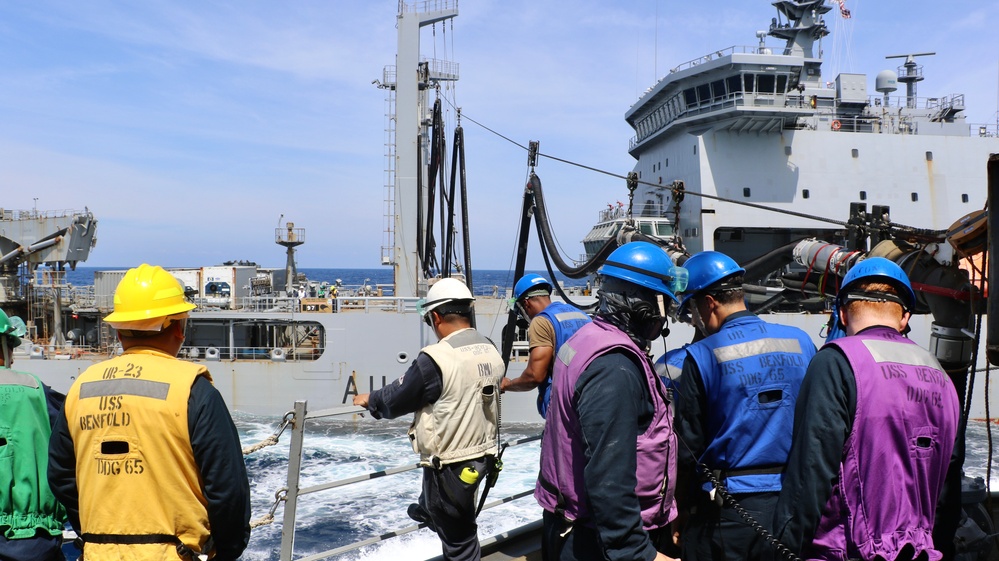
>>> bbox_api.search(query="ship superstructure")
[621,0,991,266]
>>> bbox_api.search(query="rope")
[242,435,278,455]
[249,489,287,529]
[242,411,295,456]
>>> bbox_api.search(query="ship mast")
[768,0,830,88]
[379,1,459,298]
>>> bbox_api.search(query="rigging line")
[445,98,850,227]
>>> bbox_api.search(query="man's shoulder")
[530,314,554,327]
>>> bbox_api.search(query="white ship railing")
[248,401,541,561]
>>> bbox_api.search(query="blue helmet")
[679,251,745,310]
[838,257,916,311]
[513,274,552,301]
[598,241,687,303]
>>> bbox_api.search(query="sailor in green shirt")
[0,308,68,561]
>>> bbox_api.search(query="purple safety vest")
[535,318,678,530]
[808,327,959,561]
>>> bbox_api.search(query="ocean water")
[238,416,543,561]
[61,266,589,296]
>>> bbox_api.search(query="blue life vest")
[534,301,590,417]
[684,314,815,493]
[655,346,688,392]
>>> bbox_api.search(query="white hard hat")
[419,278,474,319]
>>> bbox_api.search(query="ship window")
[784,146,792,156]
[743,187,751,197]
[693,145,697,155]
[757,74,776,94]
[640,222,654,234]
[727,75,742,94]
[743,74,755,92]
[684,88,697,106]
[911,193,918,202]
[852,148,859,158]
[711,80,726,100]
[962,194,969,203]
[802,189,810,199]
[776,74,788,93]
[859,191,867,200]
[657,223,672,235]
[925,151,933,161]
[665,158,669,167]
[697,83,711,103]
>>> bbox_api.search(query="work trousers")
[681,491,778,561]
[541,510,677,561]
[420,456,489,561]
[0,533,65,561]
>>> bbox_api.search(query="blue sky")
[2,0,996,269]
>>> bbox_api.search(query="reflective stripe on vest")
[80,378,170,400]
[0,369,40,388]
[711,337,803,363]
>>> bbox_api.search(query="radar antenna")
[885,52,936,108]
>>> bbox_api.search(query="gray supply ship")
[3,0,997,559]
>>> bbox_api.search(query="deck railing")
[250,401,541,561]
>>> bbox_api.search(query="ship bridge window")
[727,76,742,94]
[639,222,654,235]
[757,74,776,94]
[696,83,711,103]
[711,80,726,100]
[743,74,755,92]
[656,223,672,236]
[684,88,697,106]
[776,75,788,93]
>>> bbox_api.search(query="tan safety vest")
[410,328,504,467]
[64,347,213,560]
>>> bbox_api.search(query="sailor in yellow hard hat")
[47,264,251,561]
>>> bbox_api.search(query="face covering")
[689,298,708,336]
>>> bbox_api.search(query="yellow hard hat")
[104,264,195,328]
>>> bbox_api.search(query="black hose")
[739,239,806,284]
[530,173,618,278]
[457,126,475,308]
[500,182,537,370]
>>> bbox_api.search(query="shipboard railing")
[245,400,542,561]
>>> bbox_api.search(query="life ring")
[831,120,842,131]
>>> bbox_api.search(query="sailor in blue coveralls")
[672,251,816,561]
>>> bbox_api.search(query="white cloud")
[1,0,995,270]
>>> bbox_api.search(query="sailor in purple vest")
[772,257,962,561]
[672,251,816,561]
[501,274,591,417]
[536,241,687,561]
